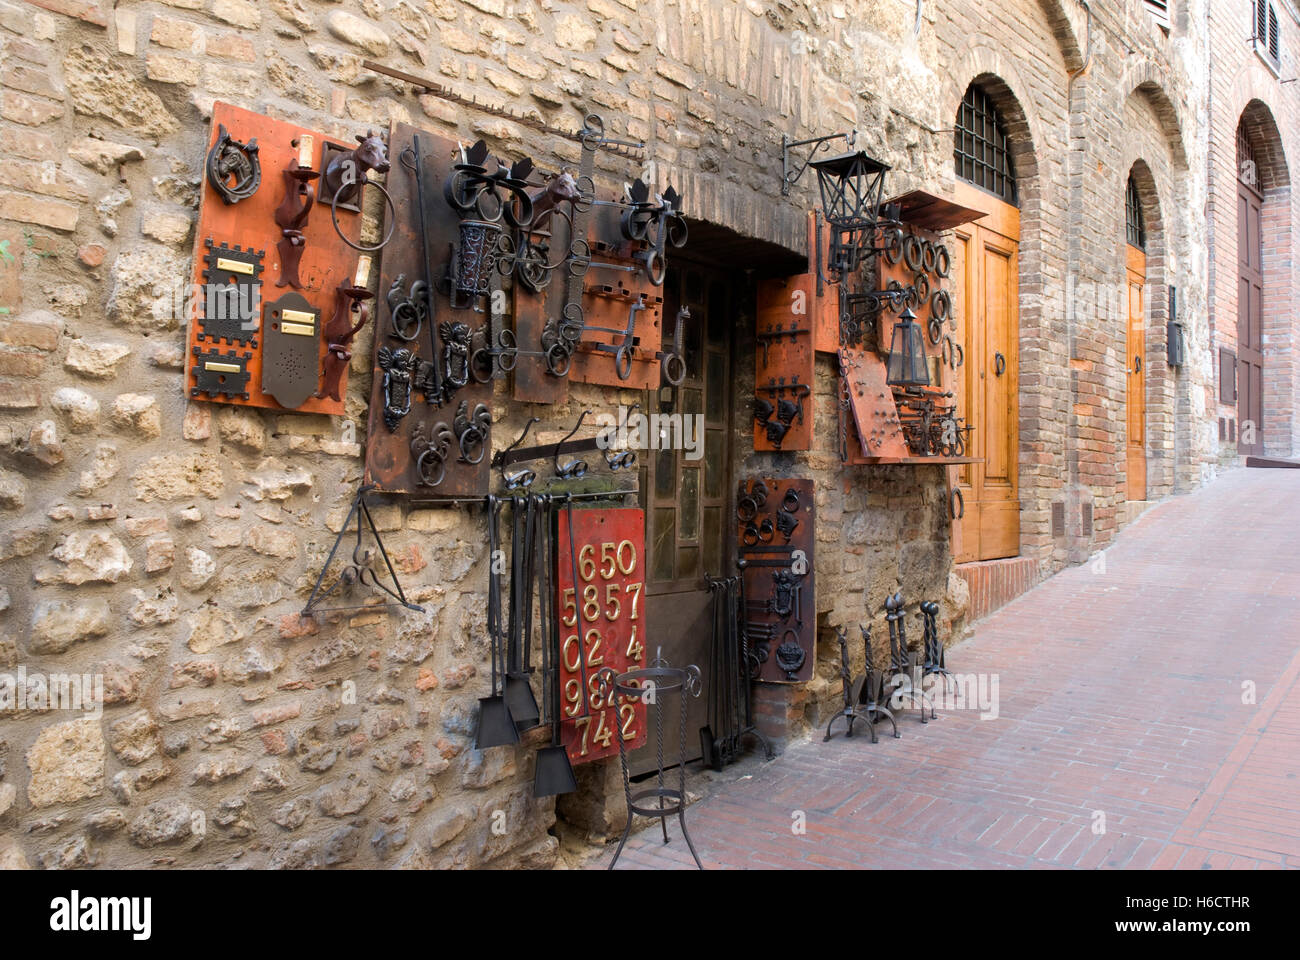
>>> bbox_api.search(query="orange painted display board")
[186,102,363,416]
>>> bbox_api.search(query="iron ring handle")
[743,523,760,547]
[545,342,571,377]
[935,245,952,278]
[613,343,634,380]
[928,316,944,346]
[737,496,758,522]
[782,488,800,513]
[415,446,448,488]
[758,518,775,543]
[389,300,422,342]
[458,428,487,465]
[330,177,397,252]
[950,488,964,520]
[661,351,686,387]
[994,352,1006,376]
[640,247,666,286]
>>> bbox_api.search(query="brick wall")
[1206,0,1300,460]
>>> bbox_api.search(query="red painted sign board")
[554,507,648,764]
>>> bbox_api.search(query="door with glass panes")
[635,261,734,773]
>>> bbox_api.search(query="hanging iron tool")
[476,495,519,748]
[401,136,445,406]
[534,492,577,796]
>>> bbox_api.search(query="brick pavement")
[595,469,1300,869]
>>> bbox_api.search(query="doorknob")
[994,352,1006,376]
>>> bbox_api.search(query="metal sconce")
[886,307,930,387]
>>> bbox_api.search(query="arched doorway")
[1234,100,1291,457]
[1124,172,1148,501]
[951,81,1022,562]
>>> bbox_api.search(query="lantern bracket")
[781,130,858,196]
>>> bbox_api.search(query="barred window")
[954,84,1018,206]
[1126,175,1146,249]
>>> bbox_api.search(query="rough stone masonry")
[0,0,1217,869]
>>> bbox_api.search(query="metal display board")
[185,102,363,415]
[362,121,492,497]
[736,477,815,684]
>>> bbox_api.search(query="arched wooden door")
[1125,246,1147,501]
[950,181,1020,562]
[1237,132,1265,456]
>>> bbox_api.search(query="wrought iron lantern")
[886,307,930,387]
[809,149,890,277]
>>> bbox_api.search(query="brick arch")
[941,45,1047,185]
[1120,61,1190,172]
[1237,99,1290,191]
[1126,159,1164,256]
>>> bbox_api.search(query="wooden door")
[951,183,1020,562]
[1237,180,1265,455]
[1125,246,1147,501]
[638,261,734,772]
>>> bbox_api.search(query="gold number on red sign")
[584,628,604,668]
[626,626,644,663]
[616,540,637,575]
[604,582,621,620]
[582,584,599,623]
[561,588,577,627]
[600,542,618,580]
[626,581,642,621]
[578,544,596,582]
[619,703,638,741]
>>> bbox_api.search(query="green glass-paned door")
[644,264,735,594]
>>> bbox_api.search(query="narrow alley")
[602,469,1300,869]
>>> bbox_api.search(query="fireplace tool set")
[700,575,774,770]
[824,594,948,744]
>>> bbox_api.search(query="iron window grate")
[1126,175,1146,249]
[953,84,1018,206]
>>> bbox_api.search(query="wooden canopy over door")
[1125,245,1147,501]
[1237,176,1265,456]
[950,181,1020,563]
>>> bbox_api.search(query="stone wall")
[0,0,1218,870]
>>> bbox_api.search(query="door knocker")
[453,400,491,464]
[206,124,261,205]
[377,346,418,432]
[410,421,454,488]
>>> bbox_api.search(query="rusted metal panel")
[186,102,364,416]
[363,121,491,497]
[754,268,815,452]
[555,507,649,765]
[842,347,909,460]
[737,477,814,685]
